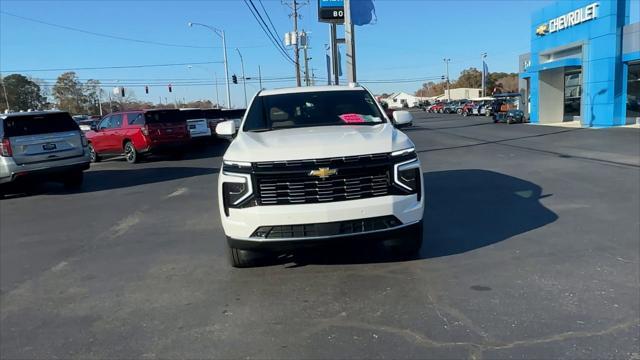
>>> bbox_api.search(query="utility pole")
[344,0,356,83]
[302,31,310,86]
[292,0,302,86]
[284,0,306,86]
[258,65,263,90]
[444,58,451,102]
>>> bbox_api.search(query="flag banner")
[350,0,377,26]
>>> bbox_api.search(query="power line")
[242,0,295,65]
[0,11,264,49]
[258,0,280,42]
[249,0,293,60]
[2,61,223,73]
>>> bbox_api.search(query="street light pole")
[214,72,220,108]
[188,22,231,108]
[443,58,451,102]
[235,48,248,108]
[481,53,487,97]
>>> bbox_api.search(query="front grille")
[258,172,390,205]
[250,216,402,239]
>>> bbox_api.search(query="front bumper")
[218,169,424,242]
[227,219,422,251]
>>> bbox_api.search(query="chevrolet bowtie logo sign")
[309,167,338,179]
[536,24,549,36]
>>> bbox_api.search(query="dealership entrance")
[536,65,582,124]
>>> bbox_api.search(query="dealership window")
[627,63,640,119]
[564,70,581,121]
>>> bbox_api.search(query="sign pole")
[344,0,356,83]
[330,23,339,85]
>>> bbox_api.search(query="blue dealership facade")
[519,0,640,127]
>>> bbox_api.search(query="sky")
[1,0,638,108]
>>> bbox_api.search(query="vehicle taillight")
[142,125,149,136]
[0,138,12,157]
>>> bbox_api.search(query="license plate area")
[42,143,57,151]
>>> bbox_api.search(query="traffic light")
[168,84,172,93]
[145,85,149,94]
[232,74,238,84]
[441,75,445,80]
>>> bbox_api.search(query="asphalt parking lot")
[1,112,639,359]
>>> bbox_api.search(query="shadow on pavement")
[256,169,558,267]
[1,167,216,198]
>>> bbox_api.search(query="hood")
[224,124,414,162]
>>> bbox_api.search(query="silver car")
[0,111,90,190]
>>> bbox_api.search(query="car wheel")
[462,111,468,117]
[88,143,100,163]
[63,171,84,190]
[388,220,423,257]
[457,109,462,114]
[228,245,261,268]
[124,141,139,163]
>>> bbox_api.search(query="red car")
[428,103,446,113]
[86,109,189,163]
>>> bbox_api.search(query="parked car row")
[425,94,526,124]
[86,108,245,163]
[0,108,247,194]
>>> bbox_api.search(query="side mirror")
[90,124,97,131]
[216,120,237,139]
[392,110,413,127]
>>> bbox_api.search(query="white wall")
[538,68,565,123]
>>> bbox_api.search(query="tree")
[415,81,446,97]
[52,72,87,114]
[495,75,519,93]
[454,68,482,88]
[0,74,47,112]
[84,79,102,115]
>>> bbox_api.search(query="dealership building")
[519,0,639,127]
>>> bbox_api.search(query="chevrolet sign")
[536,2,599,36]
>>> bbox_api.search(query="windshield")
[243,90,385,132]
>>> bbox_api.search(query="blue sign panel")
[319,0,343,8]
[318,0,344,23]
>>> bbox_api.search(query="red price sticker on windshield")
[339,113,366,123]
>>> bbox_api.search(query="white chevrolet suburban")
[216,85,424,267]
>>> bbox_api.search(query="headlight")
[222,173,254,216]
[393,158,422,201]
[223,160,252,172]
[391,147,415,157]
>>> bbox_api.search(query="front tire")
[124,141,139,163]
[228,245,262,268]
